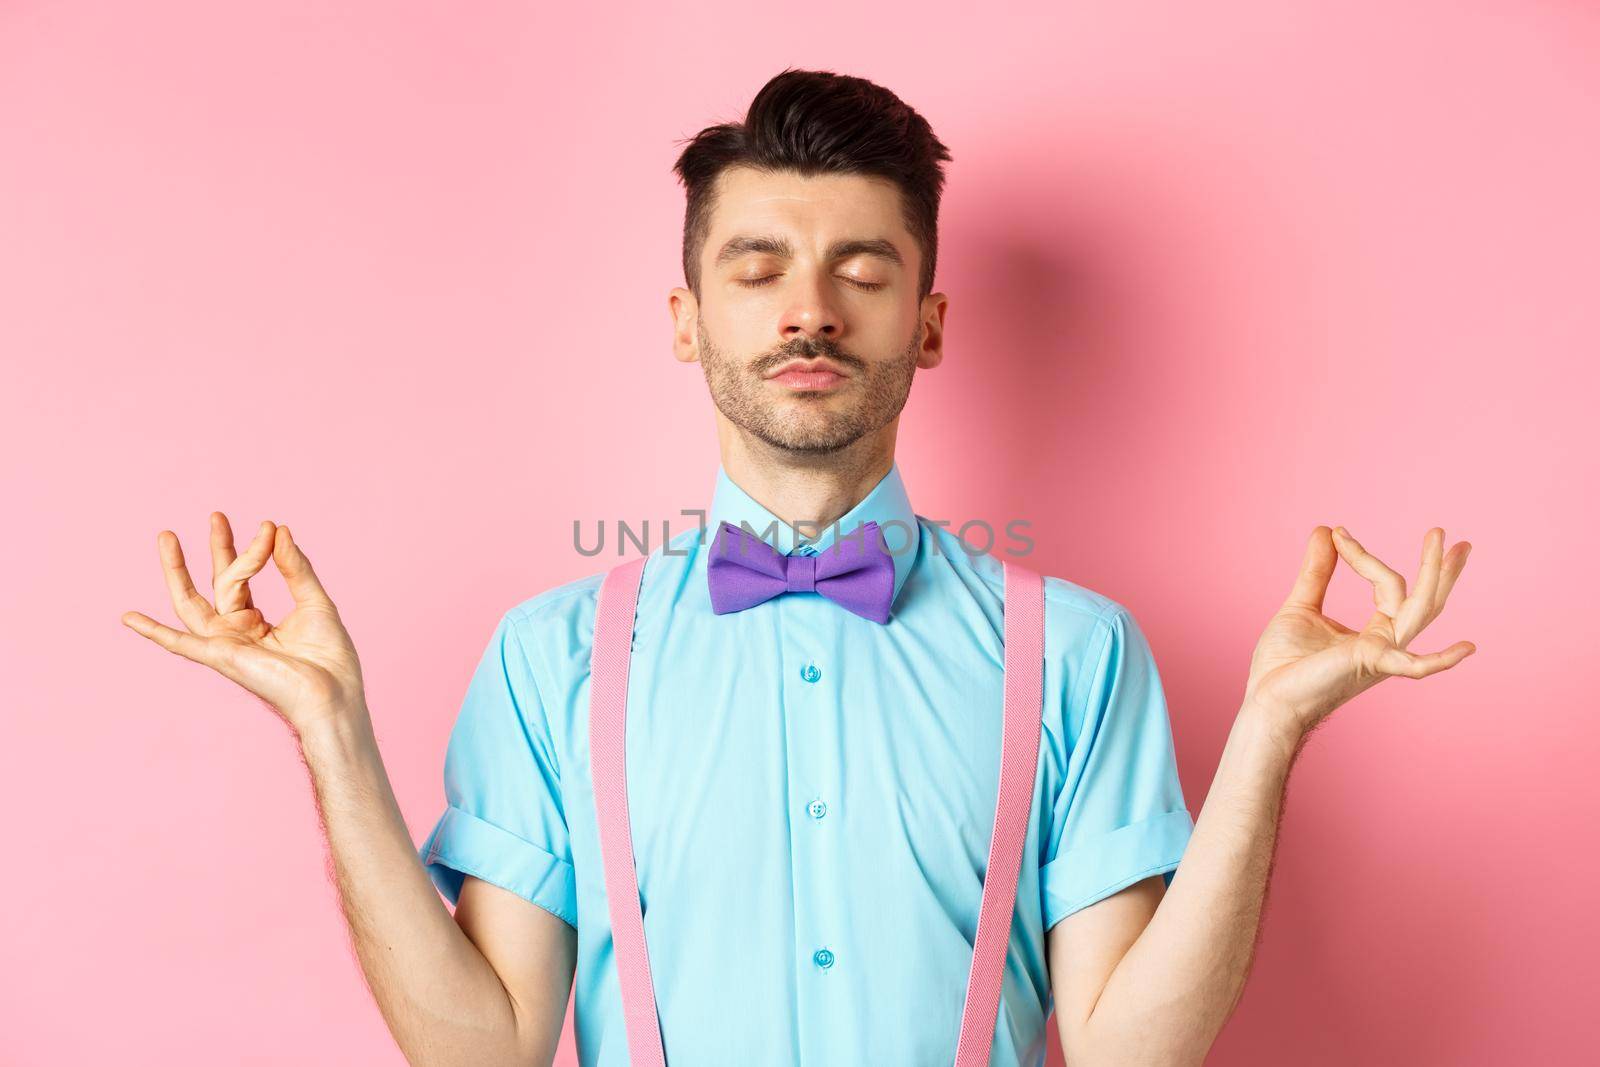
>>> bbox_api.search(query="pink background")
[3,2,1594,1063]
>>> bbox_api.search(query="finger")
[1395,528,1445,646]
[1377,640,1476,679]
[1332,527,1407,617]
[1283,526,1338,612]
[159,530,218,632]
[121,609,222,668]
[273,524,334,608]
[1433,541,1472,614]
[210,512,251,610]
[216,520,276,615]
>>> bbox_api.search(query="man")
[122,68,1475,1066]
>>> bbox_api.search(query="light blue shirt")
[418,462,1193,1066]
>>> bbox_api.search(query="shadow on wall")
[919,156,1499,1066]
[918,160,1195,587]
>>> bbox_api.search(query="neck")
[718,431,896,539]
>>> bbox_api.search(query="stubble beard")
[697,319,921,456]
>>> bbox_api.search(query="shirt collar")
[706,461,921,609]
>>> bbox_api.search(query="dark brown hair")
[672,68,953,302]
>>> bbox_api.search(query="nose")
[778,271,843,343]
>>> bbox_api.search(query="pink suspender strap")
[953,559,1045,1066]
[590,554,1046,1067]
[589,555,664,1066]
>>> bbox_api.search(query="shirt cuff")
[418,804,578,929]
[1041,808,1195,930]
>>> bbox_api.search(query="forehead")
[704,166,909,250]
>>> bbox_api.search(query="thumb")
[273,524,334,608]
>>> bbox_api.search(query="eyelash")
[737,276,886,292]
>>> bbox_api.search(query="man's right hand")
[121,512,366,738]
[121,510,574,1064]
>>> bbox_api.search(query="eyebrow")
[713,234,905,269]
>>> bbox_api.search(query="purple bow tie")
[707,520,896,624]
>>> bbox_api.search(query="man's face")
[670,166,947,456]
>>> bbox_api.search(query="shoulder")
[929,527,1150,711]
[1040,574,1133,658]
[923,515,1130,650]
[504,568,607,629]
[496,535,689,669]
[488,566,612,684]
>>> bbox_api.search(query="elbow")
[1059,1017,1214,1067]
[1068,1047,1210,1067]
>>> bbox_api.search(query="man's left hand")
[1243,525,1475,743]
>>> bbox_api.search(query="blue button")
[800,663,822,684]
[807,799,828,819]
[813,948,835,970]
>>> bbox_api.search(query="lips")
[771,367,846,390]
[765,357,850,381]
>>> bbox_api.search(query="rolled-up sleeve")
[417,611,578,929]
[1041,607,1193,930]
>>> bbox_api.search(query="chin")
[762,420,864,454]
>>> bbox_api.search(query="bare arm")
[1046,874,1166,1056]
[1049,525,1474,1065]
[1049,706,1297,1066]
[299,708,575,1066]
[123,513,574,1065]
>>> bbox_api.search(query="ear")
[669,286,701,364]
[917,291,948,370]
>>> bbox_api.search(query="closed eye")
[736,276,886,291]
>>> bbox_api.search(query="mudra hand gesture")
[1244,525,1475,742]
[121,512,365,736]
